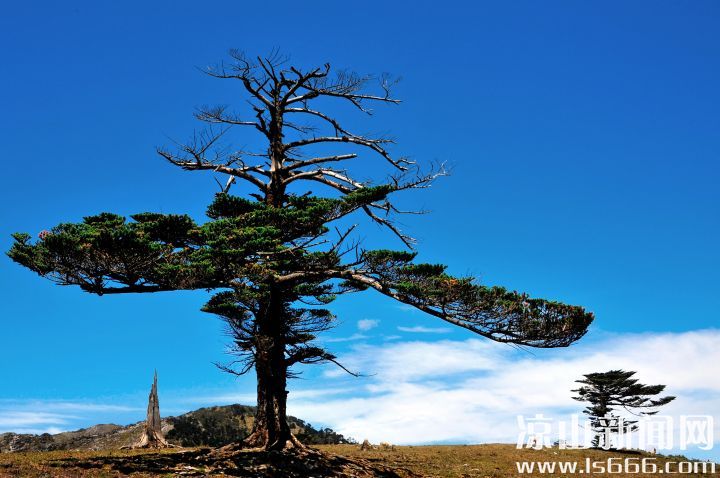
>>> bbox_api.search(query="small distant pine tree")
[572,370,675,448]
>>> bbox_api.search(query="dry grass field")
[321,444,719,477]
[0,443,717,477]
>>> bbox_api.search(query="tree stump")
[133,371,171,448]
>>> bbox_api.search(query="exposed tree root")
[214,431,310,455]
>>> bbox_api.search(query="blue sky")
[0,0,718,458]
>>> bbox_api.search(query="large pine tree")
[8,52,594,451]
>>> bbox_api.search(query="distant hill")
[0,404,353,452]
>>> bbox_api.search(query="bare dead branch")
[194,105,259,127]
[286,154,357,170]
[157,148,269,192]
[283,135,410,171]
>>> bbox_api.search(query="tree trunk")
[241,288,302,451]
[241,126,296,450]
[243,349,294,450]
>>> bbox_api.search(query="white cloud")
[0,401,142,435]
[0,411,74,429]
[322,338,503,382]
[13,401,140,413]
[357,319,379,331]
[397,325,452,334]
[288,330,720,459]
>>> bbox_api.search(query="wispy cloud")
[397,326,452,334]
[0,401,141,413]
[0,411,74,428]
[357,319,379,332]
[0,401,143,435]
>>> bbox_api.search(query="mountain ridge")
[0,403,352,452]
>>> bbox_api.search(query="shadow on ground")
[47,447,421,477]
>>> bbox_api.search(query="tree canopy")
[9,190,593,350]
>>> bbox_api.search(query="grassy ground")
[0,448,185,478]
[319,444,720,477]
[0,444,717,477]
